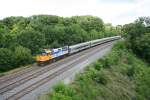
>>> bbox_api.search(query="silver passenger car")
[90,36,121,47]
[69,41,91,54]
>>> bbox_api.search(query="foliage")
[135,68,150,100]
[0,46,33,72]
[93,71,108,84]
[122,16,150,63]
[104,23,121,36]
[0,48,14,71]
[134,33,150,62]
[93,61,103,71]
[17,30,46,54]
[51,83,79,100]
[13,46,33,66]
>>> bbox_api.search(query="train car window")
[62,46,68,51]
[58,48,62,51]
[41,53,47,56]
[93,41,100,44]
[73,44,89,50]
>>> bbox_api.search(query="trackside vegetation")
[122,17,150,63]
[49,41,150,100]
[0,15,120,72]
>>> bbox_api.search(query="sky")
[0,0,149,25]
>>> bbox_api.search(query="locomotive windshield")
[39,49,51,55]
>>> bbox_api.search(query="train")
[36,36,121,66]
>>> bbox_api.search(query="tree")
[0,48,14,71]
[2,33,18,49]
[13,46,33,66]
[2,16,24,30]
[44,26,65,47]
[17,30,46,54]
[0,21,9,47]
[80,16,104,32]
[122,17,150,63]
[64,24,88,45]
[122,20,146,40]
[134,33,150,63]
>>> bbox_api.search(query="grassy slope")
[48,41,150,100]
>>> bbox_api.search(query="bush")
[93,61,103,71]
[13,46,33,66]
[0,48,14,71]
[134,33,150,63]
[98,58,111,68]
[50,92,73,100]
[51,83,78,100]
[135,68,150,100]
[126,66,135,77]
[93,71,108,85]
[113,40,127,50]
[0,46,33,72]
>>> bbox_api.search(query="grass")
[48,41,150,100]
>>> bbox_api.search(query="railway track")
[0,41,114,100]
[0,64,39,84]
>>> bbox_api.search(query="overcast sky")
[0,0,149,25]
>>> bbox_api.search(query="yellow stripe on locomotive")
[36,49,53,65]
[36,54,52,62]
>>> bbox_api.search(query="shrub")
[98,58,111,68]
[0,48,14,71]
[126,66,135,77]
[93,71,108,85]
[76,67,98,83]
[134,33,150,63]
[50,92,73,100]
[113,40,127,50]
[93,61,103,71]
[13,46,33,66]
[51,83,78,100]
[53,83,76,97]
[135,68,150,100]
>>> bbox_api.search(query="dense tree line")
[0,15,119,72]
[122,16,150,63]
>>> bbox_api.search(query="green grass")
[48,41,150,100]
